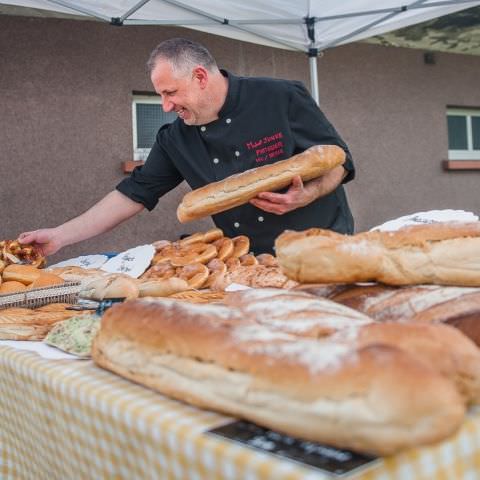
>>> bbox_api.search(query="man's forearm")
[303,166,347,203]
[56,190,144,247]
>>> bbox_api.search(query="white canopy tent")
[1,0,479,102]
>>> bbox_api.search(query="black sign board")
[208,420,381,478]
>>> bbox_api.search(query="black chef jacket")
[117,70,355,254]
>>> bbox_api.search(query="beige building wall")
[1,14,479,263]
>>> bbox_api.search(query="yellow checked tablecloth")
[1,345,480,480]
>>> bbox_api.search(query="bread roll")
[211,265,297,291]
[138,278,189,297]
[29,273,65,289]
[0,280,27,294]
[2,264,42,285]
[47,266,105,279]
[92,298,465,455]
[177,145,345,222]
[80,275,139,301]
[276,222,480,286]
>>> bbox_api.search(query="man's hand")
[18,228,63,256]
[250,166,347,215]
[249,176,312,215]
[17,191,145,258]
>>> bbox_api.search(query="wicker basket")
[0,281,82,310]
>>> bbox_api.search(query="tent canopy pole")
[306,15,320,105]
[309,53,319,105]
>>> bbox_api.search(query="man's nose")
[162,99,174,113]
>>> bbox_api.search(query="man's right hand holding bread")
[249,166,347,216]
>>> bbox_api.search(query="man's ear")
[192,66,209,89]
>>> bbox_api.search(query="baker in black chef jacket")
[19,38,355,256]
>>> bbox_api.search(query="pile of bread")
[42,228,292,303]
[0,240,52,295]
[92,287,480,456]
[0,264,65,295]
[0,239,45,269]
[92,221,480,456]
[143,227,295,290]
[0,303,81,340]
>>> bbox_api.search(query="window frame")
[132,94,168,161]
[447,107,480,161]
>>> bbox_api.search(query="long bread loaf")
[177,145,345,222]
[299,283,480,347]
[276,222,480,286]
[92,296,465,455]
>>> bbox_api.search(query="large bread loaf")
[224,288,372,337]
[226,288,480,405]
[92,296,465,455]
[276,222,480,286]
[177,145,345,223]
[331,322,480,405]
[298,283,480,347]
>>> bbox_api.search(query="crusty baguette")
[0,310,80,340]
[80,275,139,300]
[300,283,480,347]
[226,288,480,405]
[276,222,480,286]
[92,298,465,455]
[0,311,79,325]
[138,278,189,297]
[0,324,53,341]
[331,322,480,405]
[224,288,372,336]
[177,145,345,223]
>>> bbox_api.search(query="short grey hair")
[147,38,218,75]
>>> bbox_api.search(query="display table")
[1,345,480,479]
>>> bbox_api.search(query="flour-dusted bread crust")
[177,145,345,222]
[332,322,480,405]
[92,297,465,455]
[224,288,372,337]
[276,222,480,286]
[298,283,480,347]
[226,288,480,405]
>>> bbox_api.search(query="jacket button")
[226,118,232,124]
[200,126,206,132]
[213,158,219,164]
[258,216,264,222]
[234,222,240,228]
[235,151,240,157]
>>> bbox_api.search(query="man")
[19,38,354,255]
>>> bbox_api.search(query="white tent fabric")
[2,0,479,101]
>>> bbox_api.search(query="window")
[447,108,480,160]
[132,95,177,160]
